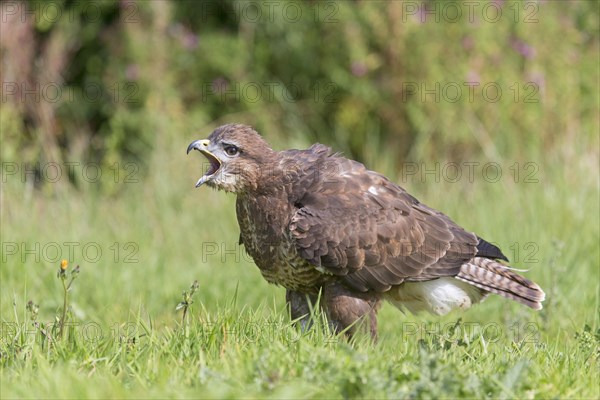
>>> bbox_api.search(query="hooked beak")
[187,139,222,187]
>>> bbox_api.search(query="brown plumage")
[187,124,545,338]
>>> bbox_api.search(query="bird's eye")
[224,145,239,156]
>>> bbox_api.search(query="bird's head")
[187,124,274,193]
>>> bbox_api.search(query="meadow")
[1,1,599,398]
[1,133,598,398]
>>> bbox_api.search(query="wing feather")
[288,154,480,292]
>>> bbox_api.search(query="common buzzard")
[187,124,545,338]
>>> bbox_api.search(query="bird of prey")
[187,124,545,338]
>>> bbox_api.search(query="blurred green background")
[2,0,597,171]
[1,1,599,398]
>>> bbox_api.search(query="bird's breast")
[236,195,331,293]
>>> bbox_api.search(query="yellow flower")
[60,259,68,270]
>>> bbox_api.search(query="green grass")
[1,138,598,398]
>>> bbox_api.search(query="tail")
[456,257,546,310]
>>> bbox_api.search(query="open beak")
[187,139,222,187]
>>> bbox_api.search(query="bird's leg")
[286,289,318,332]
[323,283,382,340]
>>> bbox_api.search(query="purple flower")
[125,64,139,81]
[168,23,199,50]
[415,5,428,23]
[465,70,481,86]
[526,71,545,93]
[462,36,474,51]
[351,61,367,77]
[181,32,199,50]
[212,77,229,94]
[511,38,536,59]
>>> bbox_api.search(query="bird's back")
[236,142,544,311]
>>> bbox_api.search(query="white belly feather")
[386,277,486,315]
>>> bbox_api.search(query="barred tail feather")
[456,257,545,310]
